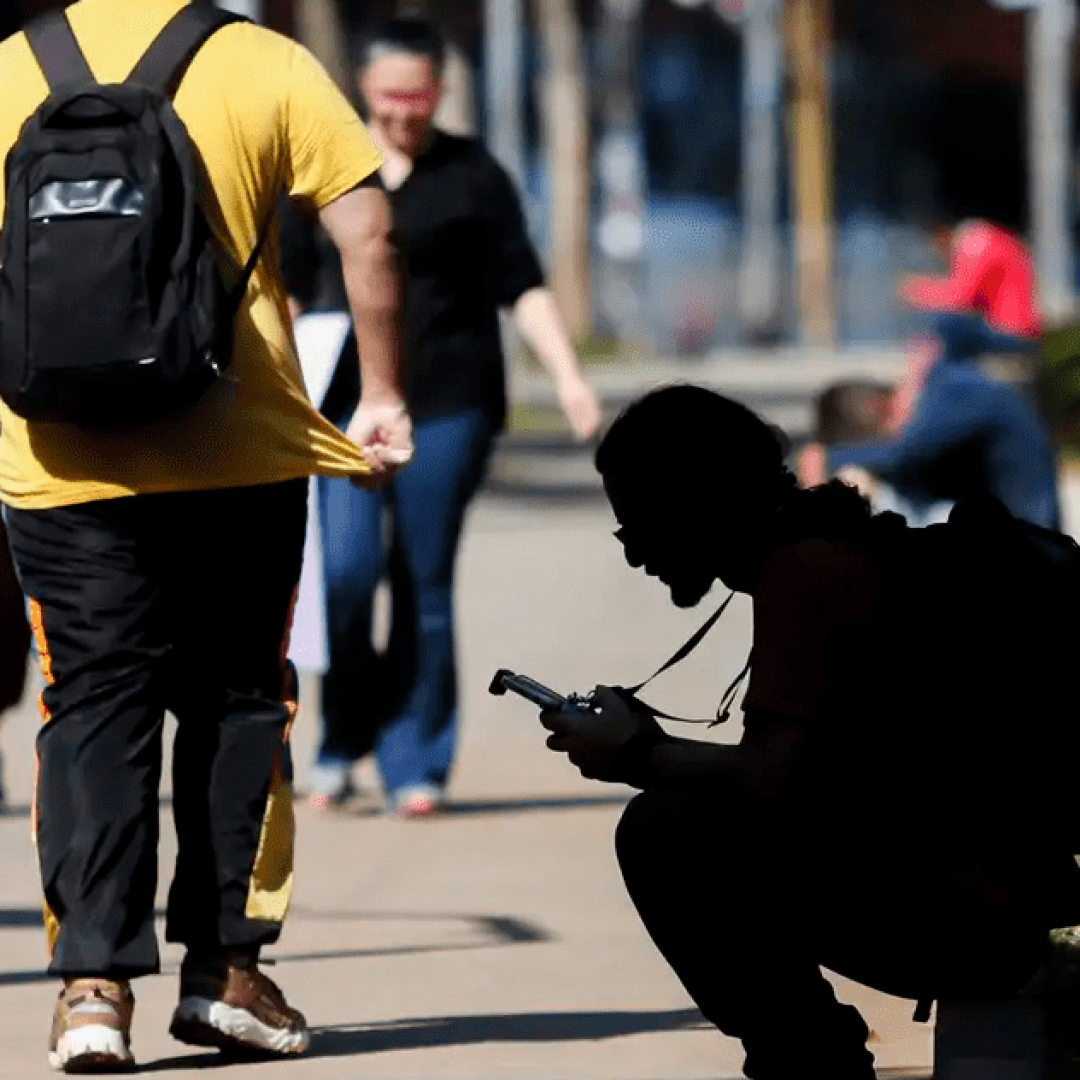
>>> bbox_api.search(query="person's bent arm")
[900,224,987,313]
[483,155,601,442]
[541,686,806,797]
[318,183,412,478]
[512,287,601,442]
[643,713,806,797]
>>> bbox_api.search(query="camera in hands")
[488,669,593,712]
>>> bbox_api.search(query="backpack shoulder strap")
[25,11,95,92]
[126,5,248,99]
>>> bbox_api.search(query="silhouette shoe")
[169,951,309,1057]
[48,978,135,1073]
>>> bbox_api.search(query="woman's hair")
[357,16,446,77]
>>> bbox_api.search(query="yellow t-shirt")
[0,0,383,509]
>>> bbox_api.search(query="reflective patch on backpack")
[29,179,145,220]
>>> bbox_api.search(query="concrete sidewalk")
[0,488,937,1079]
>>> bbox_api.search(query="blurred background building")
[3,0,1078,357]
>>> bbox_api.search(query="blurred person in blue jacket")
[800,356,1061,531]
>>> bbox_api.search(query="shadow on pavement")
[0,907,46,929]
[285,909,548,942]
[482,480,605,504]
[308,1008,709,1055]
[138,1009,708,1072]
[0,908,553,987]
[442,793,632,817]
[313,792,632,820]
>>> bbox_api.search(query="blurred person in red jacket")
[891,218,1042,422]
[903,217,1042,345]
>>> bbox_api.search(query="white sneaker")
[169,952,309,1058]
[48,979,134,1073]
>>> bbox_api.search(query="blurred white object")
[287,311,352,674]
[292,311,351,408]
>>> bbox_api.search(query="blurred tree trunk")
[294,0,351,91]
[785,0,836,347]
[535,0,591,339]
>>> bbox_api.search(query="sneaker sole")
[49,1026,133,1073]
[170,997,309,1056]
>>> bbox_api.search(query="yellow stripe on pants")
[245,749,295,923]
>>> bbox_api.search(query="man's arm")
[318,183,413,478]
[643,714,805,797]
[481,157,601,442]
[900,224,987,313]
[541,687,806,797]
[512,288,601,442]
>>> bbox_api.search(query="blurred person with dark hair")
[297,16,602,817]
[801,378,951,526]
[539,383,1080,1080]
[814,380,896,446]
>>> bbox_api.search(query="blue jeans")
[316,409,495,796]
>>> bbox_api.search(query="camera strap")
[614,590,752,727]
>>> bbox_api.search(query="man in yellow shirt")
[0,0,413,1070]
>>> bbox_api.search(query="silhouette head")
[594,385,796,602]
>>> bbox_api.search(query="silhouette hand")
[541,686,662,782]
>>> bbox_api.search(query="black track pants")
[5,480,306,978]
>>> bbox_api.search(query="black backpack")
[882,497,1080,848]
[0,5,270,426]
[623,492,1080,853]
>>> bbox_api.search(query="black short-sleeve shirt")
[318,131,545,430]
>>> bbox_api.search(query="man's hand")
[796,441,827,486]
[512,289,603,442]
[555,372,602,442]
[834,464,879,501]
[346,400,414,487]
[540,686,664,783]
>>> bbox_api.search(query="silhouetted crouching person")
[541,385,1080,1080]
